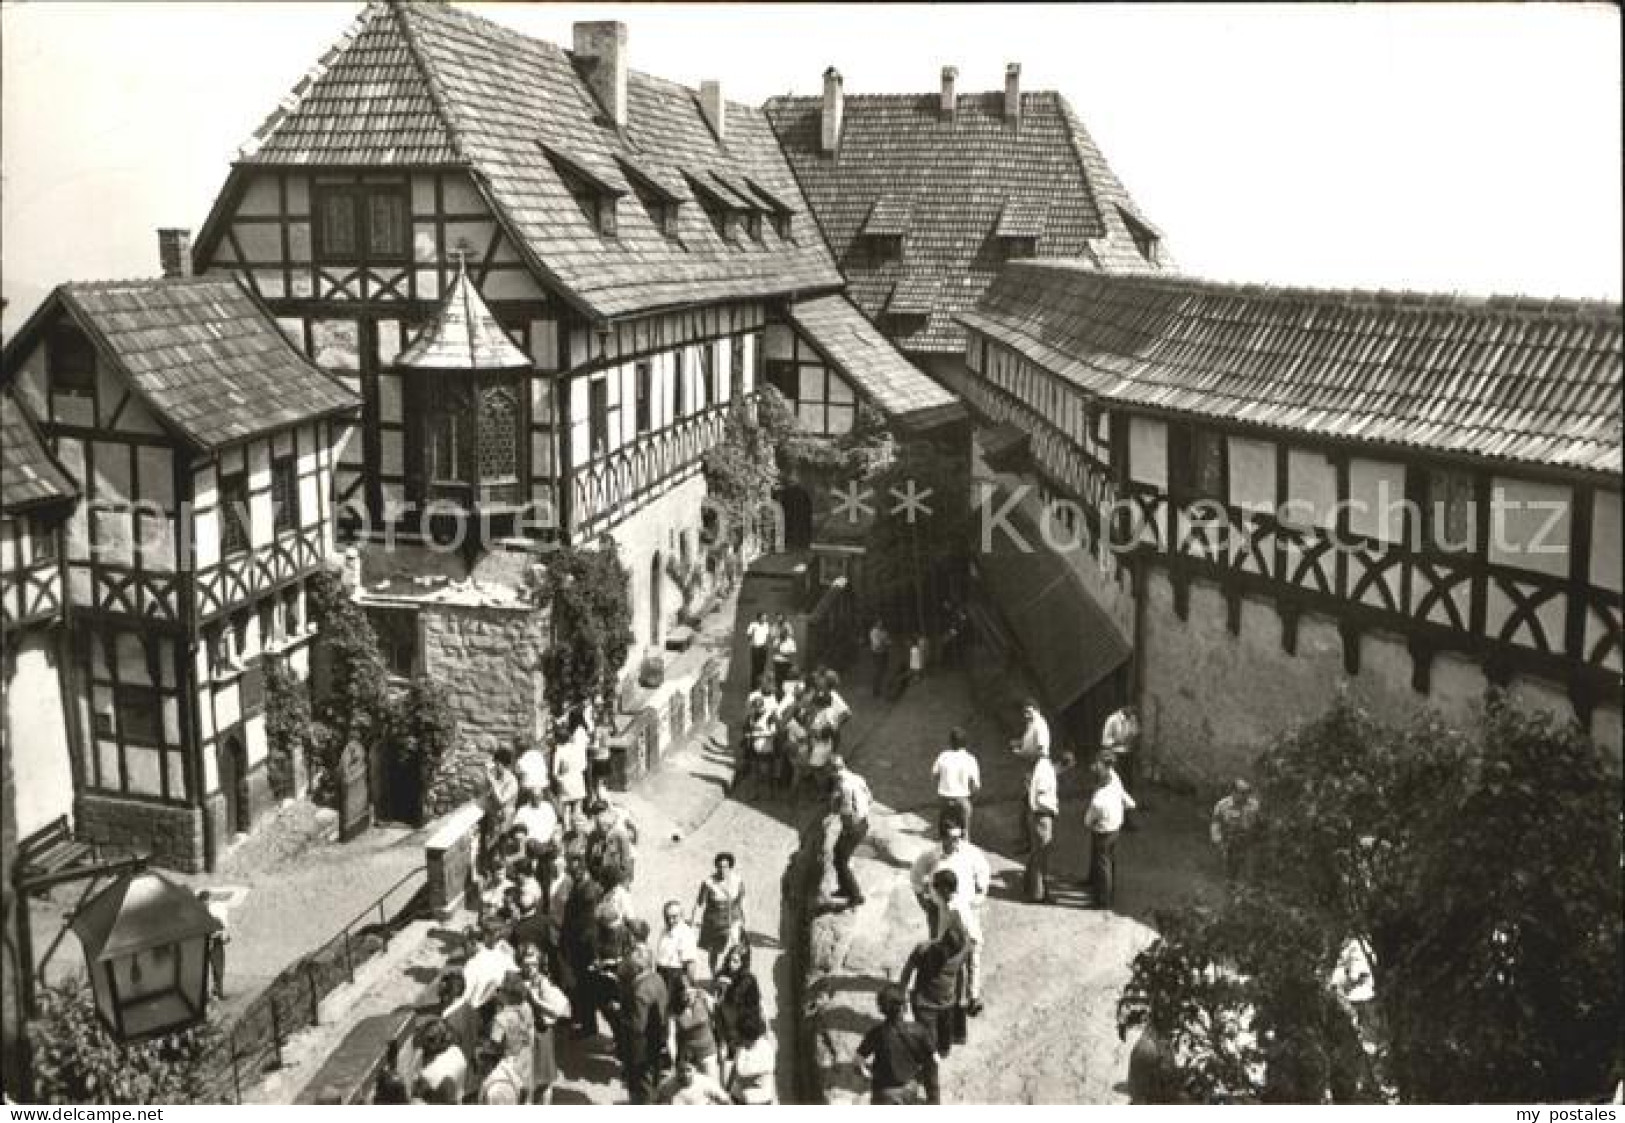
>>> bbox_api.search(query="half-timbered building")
[0,266,359,869]
[2,387,79,844]
[958,261,1623,782]
[190,1,957,661]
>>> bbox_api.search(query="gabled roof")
[787,295,962,427]
[961,262,1624,475]
[862,194,914,238]
[230,1,843,321]
[765,88,1168,355]
[396,258,532,372]
[1,392,76,514]
[3,277,360,452]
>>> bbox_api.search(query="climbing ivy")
[531,536,635,709]
[29,983,219,1104]
[305,567,392,802]
[262,657,311,800]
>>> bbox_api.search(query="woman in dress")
[726,1006,779,1104]
[692,851,747,977]
[515,942,570,1104]
[712,947,759,1070]
[551,714,589,822]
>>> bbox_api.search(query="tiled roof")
[787,295,961,426]
[862,194,914,237]
[764,88,1166,355]
[1,392,76,514]
[962,262,1624,474]
[237,1,843,321]
[396,258,532,372]
[52,278,360,450]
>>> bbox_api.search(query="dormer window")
[860,194,911,265]
[743,177,797,242]
[994,198,1046,262]
[744,211,763,241]
[618,157,690,240]
[542,144,624,239]
[686,172,748,243]
[1118,206,1162,265]
[47,324,96,397]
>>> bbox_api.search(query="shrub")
[263,657,312,800]
[29,983,220,1104]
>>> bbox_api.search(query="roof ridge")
[391,0,470,163]
[239,1,385,160]
[1014,261,1625,323]
[62,276,232,292]
[766,89,1065,105]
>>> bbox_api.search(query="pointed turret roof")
[395,256,531,372]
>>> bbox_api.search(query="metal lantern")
[70,870,221,1042]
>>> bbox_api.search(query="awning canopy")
[976,488,1130,712]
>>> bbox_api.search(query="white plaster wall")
[5,629,76,838]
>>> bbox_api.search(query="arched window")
[478,384,520,483]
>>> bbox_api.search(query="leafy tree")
[262,657,312,800]
[703,387,794,550]
[385,677,458,822]
[1120,693,1622,1103]
[532,537,634,709]
[29,983,219,1103]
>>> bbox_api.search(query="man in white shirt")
[514,737,551,803]
[459,916,518,1014]
[653,899,701,994]
[1010,700,1051,760]
[1083,758,1136,910]
[907,816,991,1015]
[513,788,559,848]
[746,612,772,687]
[1023,750,1066,904]
[931,727,982,840]
[868,619,891,697]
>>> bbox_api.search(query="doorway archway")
[776,485,813,551]
[221,735,250,835]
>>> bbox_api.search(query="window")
[771,212,794,240]
[730,337,745,399]
[477,385,520,482]
[635,361,653,433]
[996,235,1036,261]
[271,456,299,533]
[699,344,716,409]
[219,473,250,556]
[672,351,687,419]
[861,234,903,264]
[1173,427,1227,504]
[231,610,251,662]
[744,211,763,241]
[283,585,303,637]
[29,516,58,563]
[429,383,474,484]
[314,185,409,262]
[765,359,797,400]
[589,378,609,457]
[115,685,162,745]
[47,325,95,397]
[206,625,230,677]
[259,599,280,647]
[368,607,417,678]
[1420,466,1476,554]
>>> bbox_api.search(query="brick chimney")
[573,21,628,128]
[158,229,192,279]
[940,66,958,119]
[1004,62,1022,126]
[700,80,726,145]
[821,67,843,154]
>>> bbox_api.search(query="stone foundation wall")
[419,602,548,816]
[609,656,723,789]
[1138,570,1622,794]
[76,793,206,872]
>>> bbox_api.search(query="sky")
[2,2,1620,336]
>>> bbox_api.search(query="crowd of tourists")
[369,592,1173,1106]
[373,697,777,1105]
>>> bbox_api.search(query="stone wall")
[419,601,548,817]
[1138,570,1622,793]
[76,793,206,872]
[609,655,723,789]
